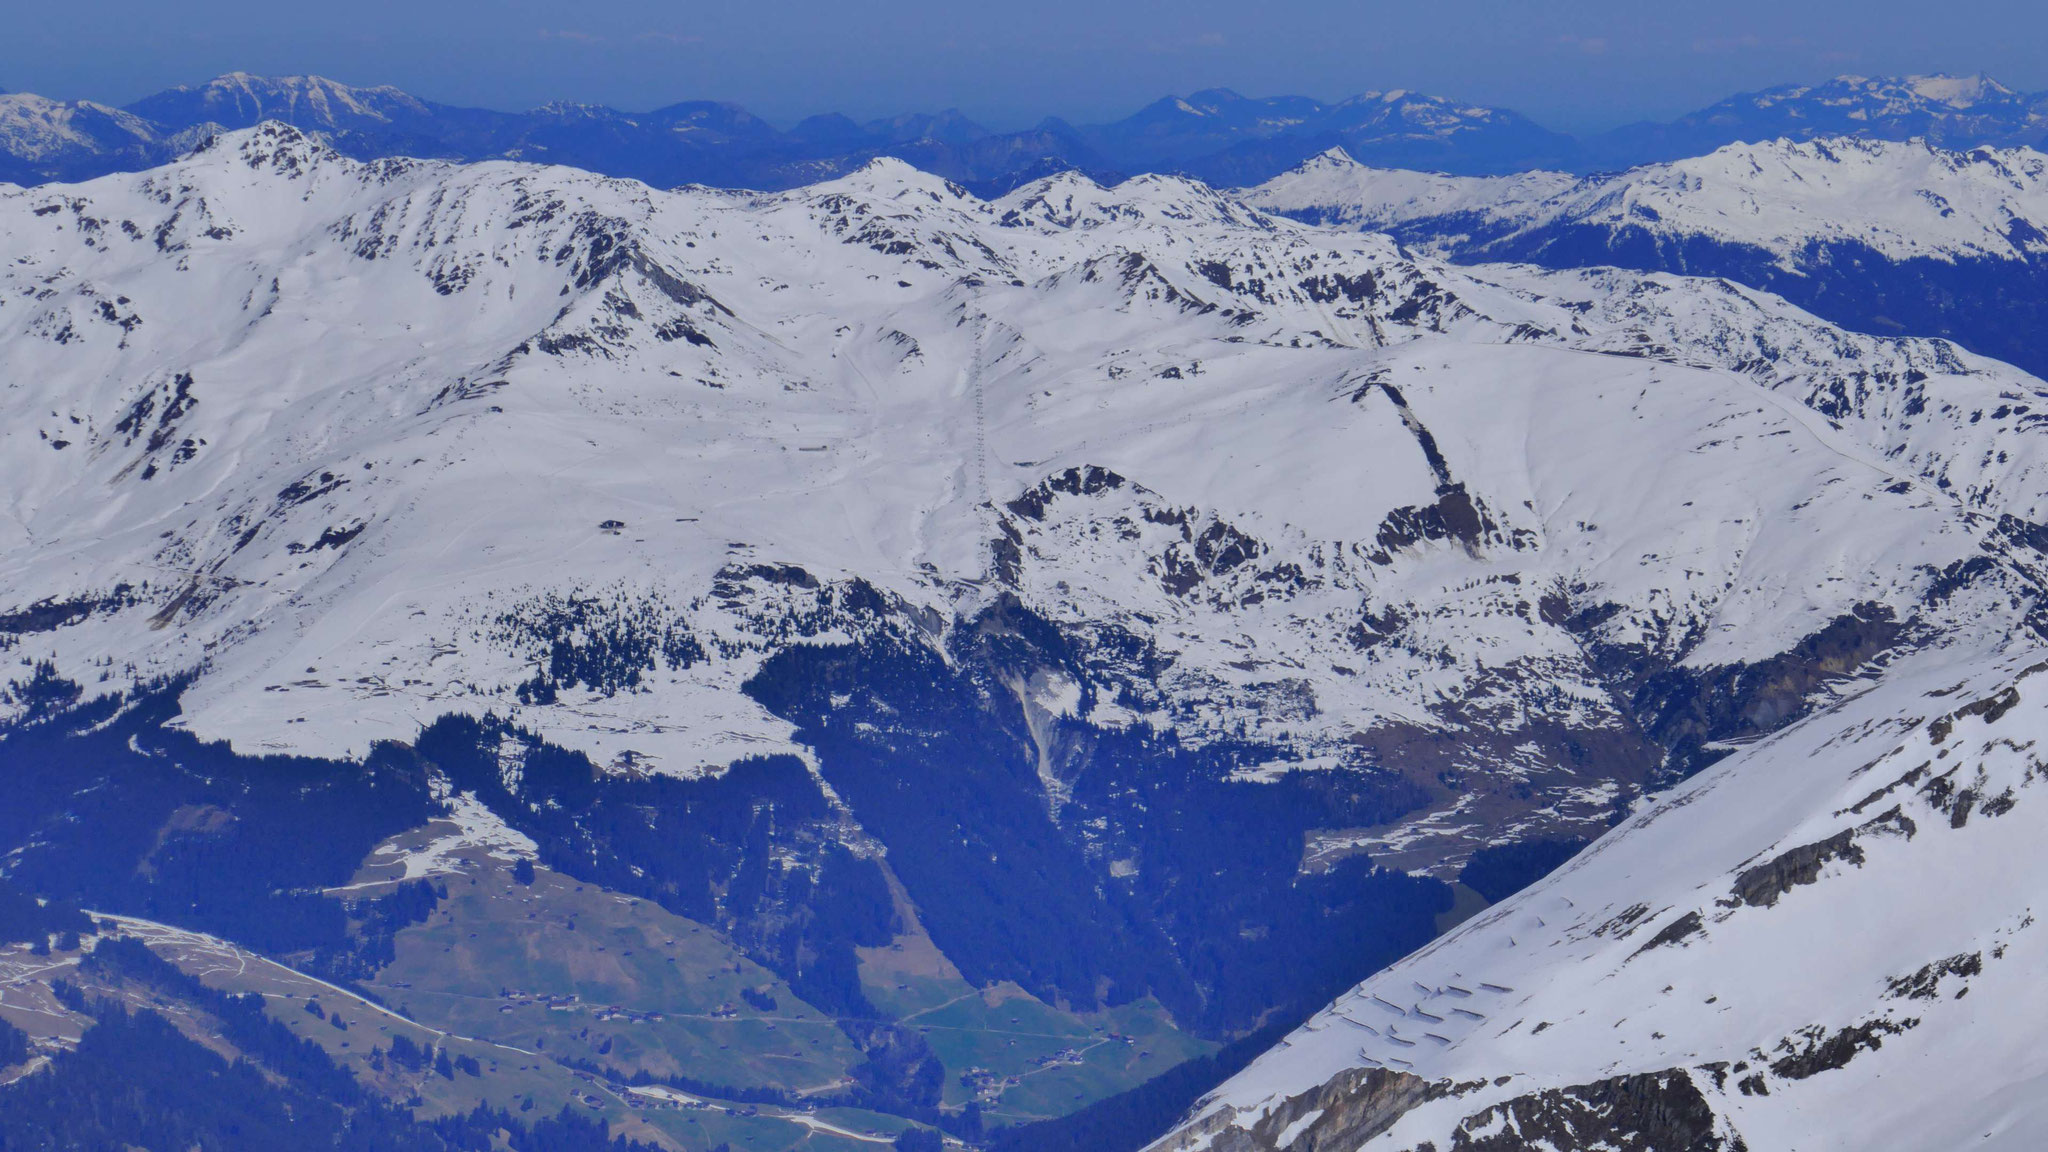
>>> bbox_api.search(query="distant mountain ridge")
[3,70,2046,192]
[1243,136,2048,377]
[1587,72,2048,168]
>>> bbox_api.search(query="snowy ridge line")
[0,122,2044,876]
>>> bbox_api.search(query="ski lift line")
[969,316,992,532]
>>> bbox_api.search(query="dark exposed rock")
[1728,804,1914,910]
[1841,762,1930,816]
[1953,686,2020,726]
[0,586,140,635]
[1446,1069,1739,1151]
[1372,485,1492,562]
[1884,952,1982,1000]
[1006,465,1129,521]
[1916,767,1980,827]
[1767,1017,1916,1080]
[1626,604,1902,783]
[1149,1067,1438,1152]
[1730,829,1863,909]
[1996,513,2048,556]
[1631,910,1704,957]
[1595,903,1654,937]
[286,523,366,554]
[276,469,350,508]
[1298,271,1382,305]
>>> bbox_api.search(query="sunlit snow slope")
[4,124,2048,881]
[1151,643,2048,1151]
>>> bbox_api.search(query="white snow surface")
[1245,136,2048,264]
[0,93,156,162]
[0,123,2043,812]
[153,72,434,128]
[1156,640,2048,1151]
[332,787,538,891]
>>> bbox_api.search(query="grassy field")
[75,914,687,1148]
[367,857,864,1096]
[77,900,919,1152]
[364,834,1217,1129]
[43,810,1218,1148]
[859,949,1215,1125]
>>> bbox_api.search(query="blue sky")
[9,0,2046,131]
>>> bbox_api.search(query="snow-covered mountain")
[1246,137,2048,377]
[1588,72,2048,168]
[3,122,2037,806]
[124,72,448,136]
[0,73,1073,192]
[0,73,1566,192]
[1076,88,1580,184]
[6,72,2048,197]
[1150,630,2048,1151]
[9,125,2048,1143]
[0,92,164,184]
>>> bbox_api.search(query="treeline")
[743,632,1172,1013]
[1456,837,1589,903]
[310,878,448,980]
[743,603,1451,1036]
[0,672,437,962]
[0,875,91,947]
[0,1015,27,1069]
[416,713,896,1018]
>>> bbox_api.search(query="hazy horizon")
[8,0,2047,135]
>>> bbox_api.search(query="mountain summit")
[7,70,2043,194]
